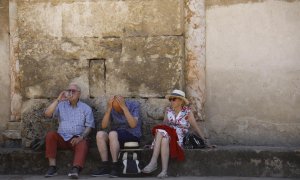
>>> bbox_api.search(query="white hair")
[68,83,81,92]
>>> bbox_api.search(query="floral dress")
[166,106,191,146]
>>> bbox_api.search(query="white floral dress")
[165,106,191,146]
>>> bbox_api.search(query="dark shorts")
[115,129,140,148]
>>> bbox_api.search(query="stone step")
[0,146,299,178]
[6,122,21,130]
[2,130,21,139]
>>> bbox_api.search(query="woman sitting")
[142,89,214,178]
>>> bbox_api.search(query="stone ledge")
[2,130,21,140]
[0,146,300,177]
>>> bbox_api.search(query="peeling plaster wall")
[0,0,10,144]
[206,0,300,146]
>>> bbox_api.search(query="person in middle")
[92,95,141,178]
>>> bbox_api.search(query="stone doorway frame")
[185,0,206,121]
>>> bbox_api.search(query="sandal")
[157,171,168,178]
[142,163,157,173]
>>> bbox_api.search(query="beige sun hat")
[165,89,189,105]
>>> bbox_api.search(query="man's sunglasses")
[66,89,80,93]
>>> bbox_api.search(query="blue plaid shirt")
[54,101,95,141]
[110,100,142,138]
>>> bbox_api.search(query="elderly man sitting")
[44,83,95,179]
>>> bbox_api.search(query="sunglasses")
[66,89,80,93]
[169,98,178,102]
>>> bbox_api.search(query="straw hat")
[165,89,189,105]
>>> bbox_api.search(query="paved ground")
[0,176,297,180]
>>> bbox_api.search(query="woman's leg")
[143,132,163,172]
[158,136,170,177]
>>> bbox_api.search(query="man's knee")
[108,131,118,140]
[96,131,108,141]
[46,131,58,141]
[77,139,88,149]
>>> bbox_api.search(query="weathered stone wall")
[3,0,299,148]
[0,0,10,144]
[206,0,300,146]
[7,0,186,147]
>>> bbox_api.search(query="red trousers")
[45,131,88,168]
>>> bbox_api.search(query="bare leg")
[157,137,170,177]
[142,132,163,172]
[108,131,120,163]
[96,131,109,161]
[49,158,56,166]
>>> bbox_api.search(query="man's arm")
[70,127,92,146]
[123,107,138,128]
[102,97,114,129]
[115,96,138,128]
[45,91,65,117]
[80,127,92,139]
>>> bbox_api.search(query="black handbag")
[183,133,206,149]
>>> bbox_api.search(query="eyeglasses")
[169,98,178,102]
[66,89,80,93]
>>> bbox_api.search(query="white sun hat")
[165,89,189,105]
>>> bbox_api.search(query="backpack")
[119,151,142,175]
[118,142,143,176]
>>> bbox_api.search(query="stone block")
[59,37,122,60]
[18,0,183,38]
[18,35,91,100]
[125,0,184,36]
[62,1,128,38]
[18,36,122,99]
[89,60,105,98]
[2,130,21,140]
[61,0,183,37]
[106,36,184,97]
[6,122,21,130]
[144,98,169,120]
[19,54,89,99]
[17,1,63,37]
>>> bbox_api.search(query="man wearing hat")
[92,95,141,177]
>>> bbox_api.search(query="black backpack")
[119,151,143,175]
[118,142,143,176]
